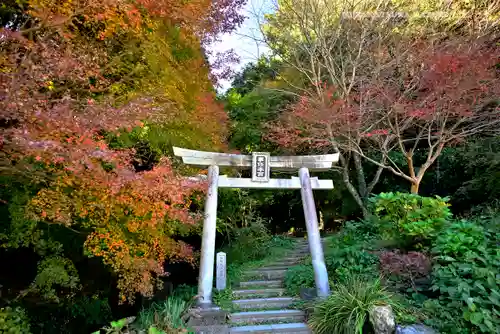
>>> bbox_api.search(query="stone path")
[228,239,311,334]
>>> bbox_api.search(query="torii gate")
[173,147,339,305]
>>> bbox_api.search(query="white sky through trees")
[209,0,273,92]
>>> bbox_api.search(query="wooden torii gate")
[173,147,339,305]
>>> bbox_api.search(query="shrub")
[0,306,31,334]
[96,296,191,334]
[268,235,295,248]
[370,192,452,248]
[136,297,191,332]
[224,218,272,264]
[379,250,432,293]
[70,295,112,326]
[427,230,499,333]
[380,251,431,279]
[171,284,197,303]
[285,222,379,295]
[308,277,402,334]
[433,220,486,258]
[323,220,378,247]
[379,250,432,297]
[212,288,234,311]
[325,243,379,283]
[284,264,315,295]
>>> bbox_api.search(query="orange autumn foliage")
[1,0,244,302]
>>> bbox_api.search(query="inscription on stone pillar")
[216,252,226,291]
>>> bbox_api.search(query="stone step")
[239,280,283,288]
[288,252,308,257]
[269,257,303,263]
[280,256,308,262]
[243,269,287,280]
[232,297,297,310]
[233,288,286,298]
[230,309,306,325]
[230,322,311,333]
[264,260,302,267]
[192,325,230,334]
[257,265,294,271]
[291,246,309,250]
[288,250,310,255]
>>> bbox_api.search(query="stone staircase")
[228,240,311,334]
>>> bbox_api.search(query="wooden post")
[197,165,219,305]
[299,167,330,298]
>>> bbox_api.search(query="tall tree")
[260,0,499,216]
[269,40,500,196]
[262,0,406,217]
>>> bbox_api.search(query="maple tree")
[0,0,245,303]
[270,39,500,198]
[261,0,499,216]
[262,0,406,217]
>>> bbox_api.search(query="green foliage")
[450,138,500,210]
[70,295,112,326]
[323,221,379,282]
[223,217,272,265]
[370,192,452,248]
[97,296,192,334]
[424,217,499,333]
[0,306,31,334]
[308,277,402,334]
[220,226,295,293]
[27,256,80,303]
[136,297,191,333]
[426,250,499,333]
[226,89,289,153]
[170,284,197,303]
[285,222,379,295]
[269,235,295,248]
[229,57,281,96]
[224,56,292,153]
[212,288,234,311]
[325,243,379,283]
[412,137,500,213]
[433,220,486,258]
[0,184,63,256]
[97,316,140,334]
[284,264,315,296]
[216,189,265,237]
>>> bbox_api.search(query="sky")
[209,0,275,92]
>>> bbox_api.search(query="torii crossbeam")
[173,147,339,305]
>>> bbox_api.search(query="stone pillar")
[299,167,330,298]
[216,252,226,291]
[197,165,219,305]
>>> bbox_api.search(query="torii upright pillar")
[197,165,219,305]
[299,167,330,297]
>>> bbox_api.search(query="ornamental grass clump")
[309,277,402,334]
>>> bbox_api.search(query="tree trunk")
[329,137,371,219]
[345,177,370,218]
[340,158,370,219]
[353,152,367,199]
[410,182,419,194]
